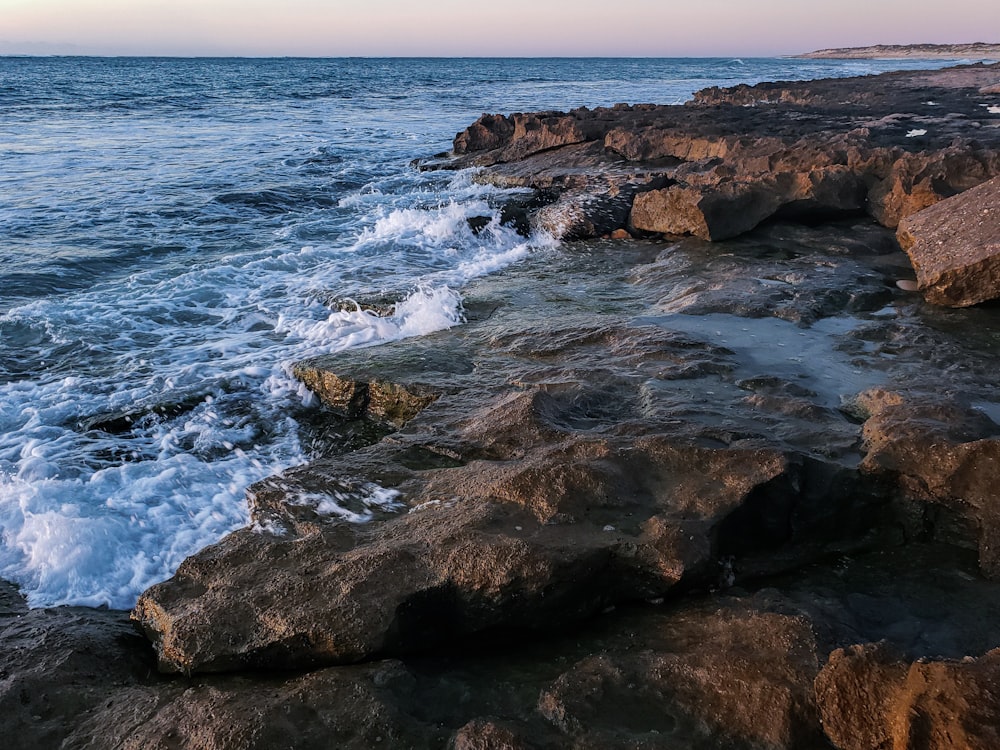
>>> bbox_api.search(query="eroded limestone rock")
[132,386,807,674]
[816,642,1000,750]
[897,174,1000,307]
[856,388,1000,577]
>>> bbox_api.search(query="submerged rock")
[897,174,1000,306]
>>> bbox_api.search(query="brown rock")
[538,607,823,748]
[630,168,865,240]
[132,237,910,675]
[896,174,1000,306]
[69,660,445,750]
[872,147,1000,229]
[816,643,1000,750]
[0,603,157,750]
[814,642,910,750]
[132,395,798,673]
[454,113,515,154]
[856,388,1000,577]
[631,181,784,240]
[450,718,534,750]
[293,361,441,427]
[453,110,606,165]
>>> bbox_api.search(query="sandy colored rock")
[857,388,1000,577]
[132,394,798,673]
[538,608,823,748]
[797,43,1000,60]
[631,181,783,240]
[816,643,1000,750]
[897,174,1000,306]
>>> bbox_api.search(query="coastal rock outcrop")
[436,64,1000,265]
[855,388,1000,578]
[133,215,956,676]
[12,541,1000,748]
[896,174,1000,306]
[10,65,1000,747]
[139,339,876,674]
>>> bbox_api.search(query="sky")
[0,0,997,57]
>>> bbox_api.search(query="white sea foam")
[275,284,465,349]
[286,482,403,524]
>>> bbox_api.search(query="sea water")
[0,56,960,608]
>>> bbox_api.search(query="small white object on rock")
[602,524,615,532]
[906,128,928,137]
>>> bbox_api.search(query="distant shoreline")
[797,43,1000,60]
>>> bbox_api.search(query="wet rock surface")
[117,216,1000,745]
[8,67,1000,748]
[136,222,913,676]
[9,545,1000,748]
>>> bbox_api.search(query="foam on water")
[284,482,404,525]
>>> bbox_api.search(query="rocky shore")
[4,64,1000,748]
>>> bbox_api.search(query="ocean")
[0,55,961,609]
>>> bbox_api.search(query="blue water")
[0,56,961,608]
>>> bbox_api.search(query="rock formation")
[897,174,1000,306]
[433,63,1000,258]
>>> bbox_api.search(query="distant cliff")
[797,42,1000,59]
